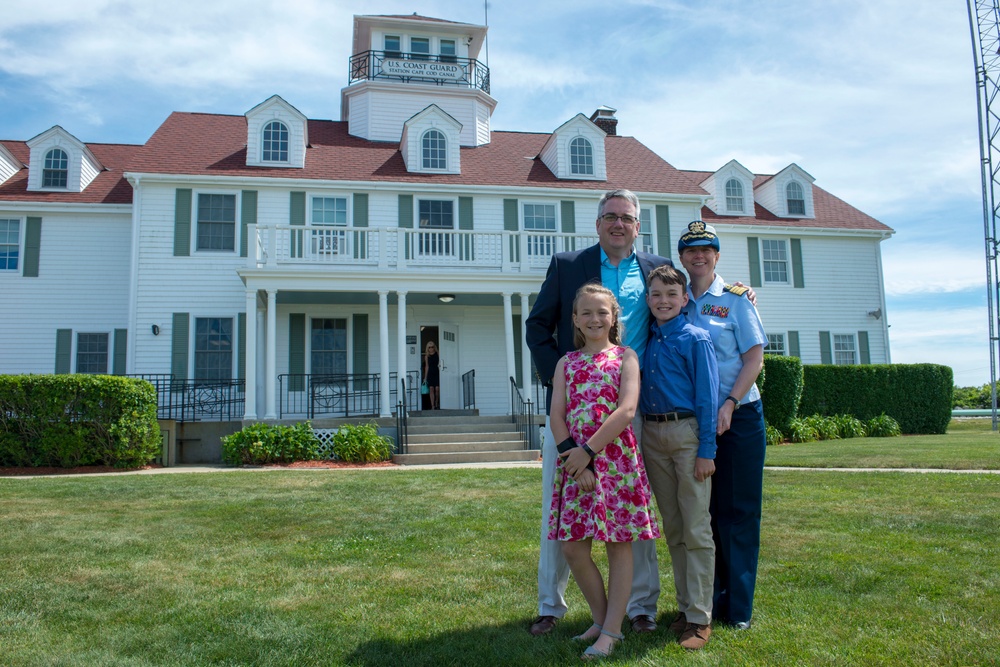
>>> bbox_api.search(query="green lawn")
[765,418,1000,470]
[1,466,998,666]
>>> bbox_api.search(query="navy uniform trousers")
[710,399,766,625]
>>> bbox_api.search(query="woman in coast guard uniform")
[677,221,767,630]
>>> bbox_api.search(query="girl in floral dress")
[548,283,660,660]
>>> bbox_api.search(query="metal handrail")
[509,376,536,450]
[126,374,245,422]
[278,373,380,419]
[395,378,409,455]
[349,49,490,93]
[462,369,476,410]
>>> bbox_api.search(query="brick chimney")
[590,106,618,136]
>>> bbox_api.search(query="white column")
[502,292,516,393]
[379,291,391,417]
[520,292,533,400]
[264,288,278,420]
[243,289,258,420]
[255,309,265,418]
[395,291,408,416]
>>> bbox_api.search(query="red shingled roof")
[683,171,892,233]
[127,112,705,195]
[0,141,138,204]
[370,14,472,25]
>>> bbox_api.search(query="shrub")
[867,413,902,438]
[0,374,160,468]
[804,415,840,441]
[953,384,994,409]
[786,418,818,443]
[760,355,803,432]
[222,421,320,466]
[765,423,784,447]
[799,364,952,434]
[831,414,867,439]
[332,422,393,463]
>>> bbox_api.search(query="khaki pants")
[642,417,715,625]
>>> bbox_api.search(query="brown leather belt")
[643,412,695,422]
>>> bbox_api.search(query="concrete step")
[405,414,513,427]
[407,423,519,437]
[393,449,541,465]
[404,440,528,454]
[408,431,521,444]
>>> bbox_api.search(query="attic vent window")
[43,148,68,188]
[725,178,744,213]
[422,129,447,169]
[786,181,805,215]
[262,121,289,162]
[570,137,594,176]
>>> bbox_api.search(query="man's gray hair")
[597,189,640,219]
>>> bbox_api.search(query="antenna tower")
[968,0,1000,428]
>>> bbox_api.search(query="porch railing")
[390,370,421,413]
[509,376,536,451]
[249,225,599,273]
[395,378,409,455]
[349,49,490,93]
[462,369,476,410]
[278,373,380,419]
[128,375,245,422]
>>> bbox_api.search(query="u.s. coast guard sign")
[383,59,466,81]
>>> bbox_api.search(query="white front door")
[439,323,460,409]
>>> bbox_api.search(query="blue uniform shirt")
[600,247,650,366]
[683,274,768,404]
[641,313,720,458]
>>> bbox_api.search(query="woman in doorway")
[424,341,441,410]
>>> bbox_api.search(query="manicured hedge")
[0,374,161,468]
[798,364,953,435]
[759,355,803,432]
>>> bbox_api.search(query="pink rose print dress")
[548,346,660,543]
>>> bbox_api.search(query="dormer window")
[411,37,430,59]
[422,129,447,169]
[262,121,289,163]
[725,178,744,213]
[570,137,594,176]
[43,148,68,188]
[385,35,401,58]
[786,181,805,215]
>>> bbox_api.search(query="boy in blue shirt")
[640,265,720,651]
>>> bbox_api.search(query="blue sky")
[0,0,988,385]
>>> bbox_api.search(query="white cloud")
[882,244,988,296]
[887,305,989,386]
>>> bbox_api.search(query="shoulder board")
[724,284,749,297]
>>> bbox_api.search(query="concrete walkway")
[4,462,1000,479]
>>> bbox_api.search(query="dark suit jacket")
[525,243,673,412]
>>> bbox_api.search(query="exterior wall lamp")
[438,294,455,303]
[151,324,160,335]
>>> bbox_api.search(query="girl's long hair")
[572,282,623,350]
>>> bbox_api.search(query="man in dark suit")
[525,189,671,636]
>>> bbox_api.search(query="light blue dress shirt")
[600,247,650,366]
[682,274,767,404]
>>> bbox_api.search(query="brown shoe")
[529,615,558,636]
[668,612,687,635]
[630,614,657,633]
[679,623,712,650]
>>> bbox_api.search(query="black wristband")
[581,443,596,458]
[556,438,577,454]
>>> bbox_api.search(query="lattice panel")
[313,428,337,460]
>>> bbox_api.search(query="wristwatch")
[725,395,741,410]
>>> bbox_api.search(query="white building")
[0,13,893,429]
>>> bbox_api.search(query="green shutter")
[504,199,519,263]
[23,217,41,277]
[55,329,72,374]
[171,313,189,380]
[113,329,128,375]
[655,205,670,260]
[237,313,246,380]
[788,331,800,358]
[858,331,871,364]
[398,195,413,228]
[353,314,369,390]
[560,200,575,233]
[289,314,305,391]
[458,196,473,230]
[503,199,519,231]
[353,193,369,227]
[819,331,832,364]
[747,237,762,287]
[240,190,257,258]
[174,189,192,257]
[791,238,804,288]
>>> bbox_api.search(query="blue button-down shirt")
[641,313,720,458]
[600,247,650,366]
[683,274,767,404]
